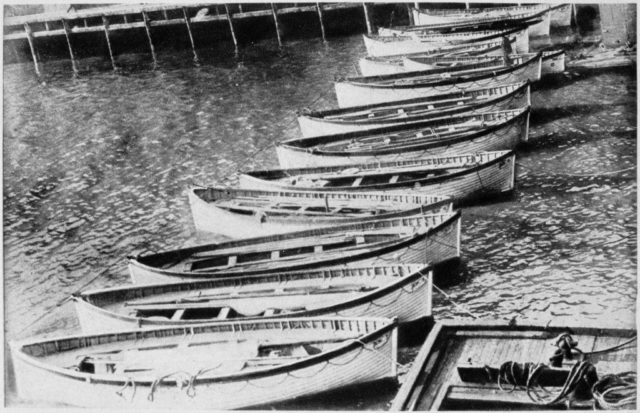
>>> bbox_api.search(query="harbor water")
[3,33,636,408]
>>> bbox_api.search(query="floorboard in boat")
[408,329,637,410]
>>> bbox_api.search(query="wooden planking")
[4,3,363,40]
[446,384,595,408]
[416,335,465,410]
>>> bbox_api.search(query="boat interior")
[19,318,390,379]
[395,324,637,410]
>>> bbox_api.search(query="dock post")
[23,23,41,77]
[362,3,373,35]
[271,4,283,48]
[182,7,200,64]
[316,3,327,42]
[406,4,415,25]
[142,11,158,68]
[101,16,117,71]
[224,4,239,54]
[61,19,79,75]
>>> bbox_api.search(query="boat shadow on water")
[531,65,636,92]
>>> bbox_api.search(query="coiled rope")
[591,371,637,409]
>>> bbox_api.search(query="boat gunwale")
[74,265,433,326]
[383,15,541,33]
[340,53,542,89]
[192,192,455,227]
[390,319,637,410]
[243,151,515,192]
[366,24,527,43]
[296,86,529,130]
[361,37,513,63]
[128,210,461,279]
[190,186,451,206]
[282,107,529,156]
[300,82,528,118]
[12,316,397,387]
[411,5,550,24]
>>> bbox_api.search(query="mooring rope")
[430,280,479,319]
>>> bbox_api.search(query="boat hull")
[188,188,452,237]
[391,320,637,410]
[75,266,433,334]
[358,41,513,76]
[335,56,541,108]
[550,3,573,27]
[129,214,462,285]
[12,318,397,409]
[412,7,550,37]
[241,152,516,203]
[402,52,564,76]
[297,85,530,138]
[282,111,528,168]
[363,29,528,57]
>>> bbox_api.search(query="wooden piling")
[101,15,117,71]
[407,4,415,25]
[23,23,41,76]
[141,11,158,67]
[182,7,199,63]
[61,19,79,75]
[316,3,327,42]
[224,4,239,54]
[362,3,373,35]
[271,3,283,47]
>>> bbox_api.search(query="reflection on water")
[3,33,636,409]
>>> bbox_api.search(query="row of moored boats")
[11,3,636,410]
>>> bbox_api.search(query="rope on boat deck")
[495,334,638,408]
[591,371,637,409]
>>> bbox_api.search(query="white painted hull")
[541,51,565,73]
[411,6,550,36]
[297,87,529,138]
[129,213,462,285]
[189,188,452,237]
[363,28,528,57]
[240,152,516,203]
[12,318,397,409]
[550,4,573,27]
[335,56,541,108]
[280,111,528,168]
[358,41,513,77]
[75,267,433,334]
[402,52,564,76]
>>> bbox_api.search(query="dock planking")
[392,320,637,410]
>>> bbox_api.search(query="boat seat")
[217,307,231,320]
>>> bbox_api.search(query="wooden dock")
[3,2,382,76]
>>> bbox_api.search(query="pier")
[4,2,390,74]
[4,3,637,76]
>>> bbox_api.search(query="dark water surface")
[3,33,637,408]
